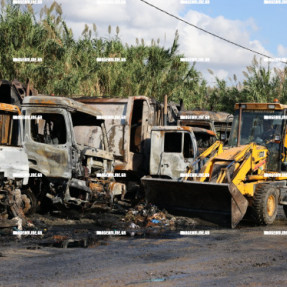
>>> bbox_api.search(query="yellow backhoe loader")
[142,102,287,228]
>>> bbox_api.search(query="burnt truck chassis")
[21,96,125,213]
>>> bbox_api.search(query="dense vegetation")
[1,0,287,112]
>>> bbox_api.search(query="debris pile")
[0,185,28,230]
[123,204,176,229]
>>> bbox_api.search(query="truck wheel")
[21,188,37,215]
[252,184,279,225]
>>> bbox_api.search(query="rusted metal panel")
[74,126,103,150]
[192,127,216,136]
[86,101,127,157]
[0,103,21,113]
[151,126,193,132]
[0,114,11,145]
[179,110,233,142]
[180,110,233,123]
[23,96,102,119]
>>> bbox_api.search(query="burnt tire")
[252,184,279,225]
[21,188,37,215]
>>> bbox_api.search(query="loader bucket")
[142,177,248,228]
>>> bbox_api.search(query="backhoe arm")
[184,141,224,181]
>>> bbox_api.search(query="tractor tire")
[252,184,279,225]
[21,188,37,215]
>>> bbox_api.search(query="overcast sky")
[40,0,287,85]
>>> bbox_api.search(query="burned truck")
[77,96,176,195]
[78,96,178,175]
[178,110,233,144]
[0,103,31,228]
[78,96,220,198]
[21,96,125,212]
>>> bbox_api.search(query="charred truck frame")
[21,96,125,211]
[78,96,222,199]
[78,96,177,196]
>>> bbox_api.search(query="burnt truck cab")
[178,110,233,143]
[0,103,30,226]
[148,126,197,179]
[21,95,123,210]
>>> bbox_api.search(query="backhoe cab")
[188,102,287,226]
[143,102,287,228]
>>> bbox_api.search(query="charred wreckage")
[0,79,236,229]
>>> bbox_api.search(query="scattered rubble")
[122,203,198,232]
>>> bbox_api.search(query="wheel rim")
[267,195,276,217]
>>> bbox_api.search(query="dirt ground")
[1,207,287,287]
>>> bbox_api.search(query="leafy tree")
[1,0,287,113]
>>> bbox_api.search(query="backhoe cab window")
[31,114,66,145]
[228,110,283,147]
